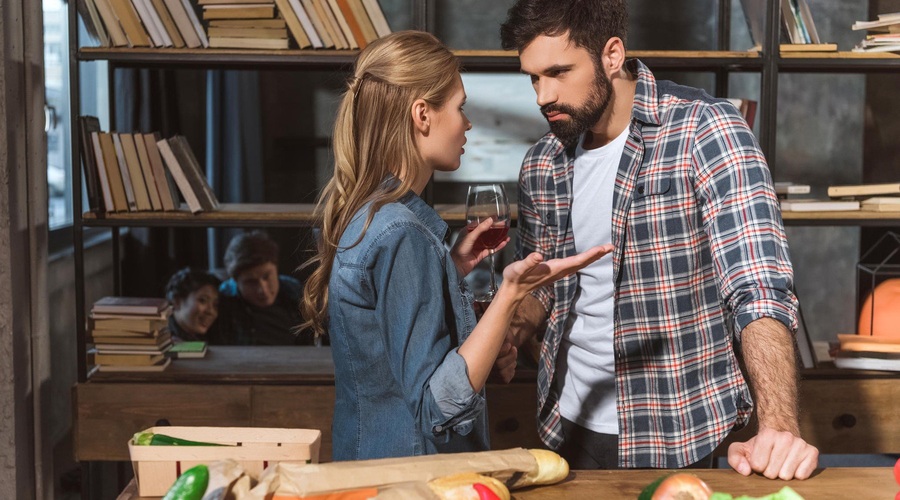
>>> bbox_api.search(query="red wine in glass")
[465,184,510,301]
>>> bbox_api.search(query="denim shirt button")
[435,425,443,433]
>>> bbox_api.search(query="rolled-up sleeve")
[692,103,800,341]
[371,223,485,442]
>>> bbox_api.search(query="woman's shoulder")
[339,202,442,259]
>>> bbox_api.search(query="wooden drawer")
[74,384,252,461]
[798,378,900,454]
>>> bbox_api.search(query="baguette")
[509,449,570,488]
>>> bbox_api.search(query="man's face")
[236,262,280,309]
[519,33,613,147]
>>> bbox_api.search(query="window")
[44,0,109,249]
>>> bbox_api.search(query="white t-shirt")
[556,127,628,435]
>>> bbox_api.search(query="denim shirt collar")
[398,190,450,245]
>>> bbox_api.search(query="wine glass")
[465,184,510,302]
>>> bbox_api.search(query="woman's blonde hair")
[301,30,460,336]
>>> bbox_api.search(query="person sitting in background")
[164,267,222,343]
[218,231,316,345]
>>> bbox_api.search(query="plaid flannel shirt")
[515,59,799,468]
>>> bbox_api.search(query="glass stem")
[489,250,497,296]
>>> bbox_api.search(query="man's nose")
[535,80,556,108]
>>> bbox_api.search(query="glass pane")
[43,0,72,229]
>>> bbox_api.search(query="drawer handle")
[497,417,520,433]
[834,413,857,429]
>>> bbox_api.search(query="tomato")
[894,456,900,485]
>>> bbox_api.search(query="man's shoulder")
[656,79,742,122]
[522,132,567,171]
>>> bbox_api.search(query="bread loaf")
[508,449,570,488]
[427,472,510,500]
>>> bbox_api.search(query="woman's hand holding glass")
[451,217,510,278]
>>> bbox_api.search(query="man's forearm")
[741,317,800,435]
[507,293,548,347]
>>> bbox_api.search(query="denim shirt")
[327,191,487,461]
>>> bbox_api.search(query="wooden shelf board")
[82,203,318,227]
[782,210,900,225]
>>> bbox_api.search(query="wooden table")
[117,467,897,499]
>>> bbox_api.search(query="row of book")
[852,12,900,53]
[79,116,220,214]
[738,0,836,52]
[78,0,391,50]
[777,182,900,212]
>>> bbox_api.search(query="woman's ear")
[411,98,430,134]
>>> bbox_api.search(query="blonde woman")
[301,31,613,461]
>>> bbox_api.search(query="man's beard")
[542,71,613,148]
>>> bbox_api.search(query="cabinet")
[69,0,900,473]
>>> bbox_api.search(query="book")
[273,0,312,48]
[168,341,208,358]
[334,0,365,48]
[779,199,860,212]
[202,4,276,20]
[163,0,203,48]
[199,0,275,3]
[837,334,900,354]
[169,135,220,211]
[78,116,104,211]
[78,0,111,46]
[93,296,170,315]
[142,133,177,211]
[207,27,288,38]
[287,0,323,48]
[852,15,900,31]
[833,350,900,372]
[179,0,210,47]
[780,0,805,44]
[300,0,334,48]
[91,314,169,332]
[112,133,139,211]
[92,0,131,47]
[794,0,821,44]
[119,133,153,211]
[861,197,900,212]
[360,0,390,38]
[738,0,766,49]
[316,0,349,49]
[773,181,811,197]
[208,18,286,28]
[89,131,116,212]
[157,137,204,213]
[107,0,152,47]
[94,339,173,353]
[130,0,170,47]
[91,331,173,346]
[209,36,290,49]
[97,132,129,212]
[725,98,758,129]
[347,0,377,44]
[827,182,900,198]
[133,132,163,211]
[89,349,167,366]
[149,0,187,48]
[326,0,357,49]
[96,357,172,372]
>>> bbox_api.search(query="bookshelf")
[68,2,900,485]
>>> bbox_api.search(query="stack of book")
[78,116,220,215]
[203,0,289,49]
[88,297,174,373]
[833,334,900,372]
[852,12,900,53]
[780,182,900,213]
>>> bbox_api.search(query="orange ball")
[858,278,900,337]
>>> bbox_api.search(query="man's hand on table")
[727,427,819,480]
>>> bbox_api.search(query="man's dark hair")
[224,231,279,279]
[500,0,628,63]
[165,267,221,303]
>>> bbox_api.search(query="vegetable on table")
[132,431,225,446]
[162,464,209,500]
[639,473,806,500]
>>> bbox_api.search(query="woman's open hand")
[450,217,510,277]
[501,245,615,300]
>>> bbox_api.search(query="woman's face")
[417,75,472,174]
[173,284,219,336]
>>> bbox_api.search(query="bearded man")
[496,0,819,480]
